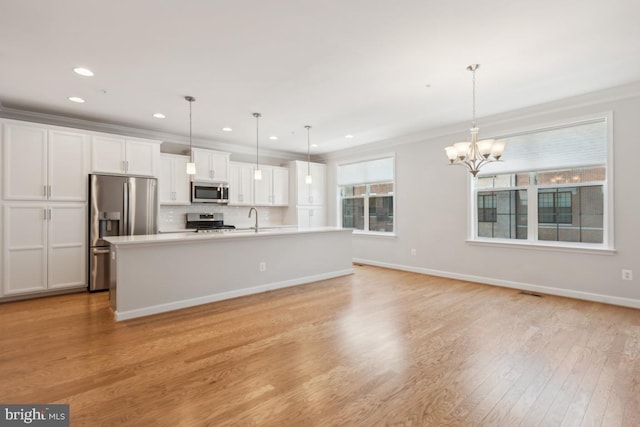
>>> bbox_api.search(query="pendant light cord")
[306,125,311,175]
[471,65,477,128]
[185,96,195,163]
[255,114,260,168]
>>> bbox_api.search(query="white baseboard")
[353,258,640,310]
[115,269,354,321]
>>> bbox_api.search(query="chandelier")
[444,64,505,177]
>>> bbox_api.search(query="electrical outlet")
[622,269,633,281]
[260,262,266,272]
[411,248,417,256]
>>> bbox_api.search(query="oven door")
[191,183,229,203]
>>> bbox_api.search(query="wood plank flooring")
[1,265,639,426]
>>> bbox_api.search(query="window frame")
[467,113,615,254]
[337,154,396,237]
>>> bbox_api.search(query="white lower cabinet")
[3,203,85,295]
[297,206,326,228]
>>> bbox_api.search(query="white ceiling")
[1,0,639,155]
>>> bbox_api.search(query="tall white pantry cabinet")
[286,160,327,227]
[1,119,161,298]
[2,121,88,296]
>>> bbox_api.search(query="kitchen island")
[105,227,353,320]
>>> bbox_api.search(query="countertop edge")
[105,227,353,247]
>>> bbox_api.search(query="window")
[477,189,527,239]
[538,190,572,224]
[471,117,611,249]
[338,157,395,234]
[477,193,497,222]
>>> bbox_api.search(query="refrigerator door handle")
[92,248,110,255]
[123,181,130,235]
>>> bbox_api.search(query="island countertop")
[104,226,351,247]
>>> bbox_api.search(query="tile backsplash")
[159,204,290,230]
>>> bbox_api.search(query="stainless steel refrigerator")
[88,174,158,292]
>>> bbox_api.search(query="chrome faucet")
[248,207,259,232]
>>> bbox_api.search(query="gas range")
[186,213,236,233]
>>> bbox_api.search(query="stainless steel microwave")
[191,182,229,204]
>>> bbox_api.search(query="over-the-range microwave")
[191,182,229,204]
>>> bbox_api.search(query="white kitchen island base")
[105,227,353,321]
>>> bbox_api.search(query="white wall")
[322,84,640,308]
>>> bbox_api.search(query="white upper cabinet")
[253,165,289,206]
[159,154,191,205]
[228,162,288,207]
[3,122,88,201]
[3,124,47,200]
[192,148,230,183]
[228,162,254,206]
[48,130,89,201]
[272,166,289,206]
[290,160,326,206]
[125,139,158,176]
[90,136,125,175]
[91,135,160,177]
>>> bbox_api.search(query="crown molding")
[317,80,640,162]
[0,103,304,161]
[4,80,640,164]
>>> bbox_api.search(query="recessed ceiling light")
[153,113,166,119]
[345,134,354,139]
[269,136,278,140]
[222,127,232,132]
[311,144,318,148]
[68,96,85,103]
[73,67,94,77]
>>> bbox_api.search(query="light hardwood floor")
[1,265,639,426]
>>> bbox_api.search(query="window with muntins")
[338,157,395,234]
[471,118,611,249]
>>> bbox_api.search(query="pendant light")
[444,64,506,176]
[185,96,196,175]
[253,112,262,180]
[304,125,312,184]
